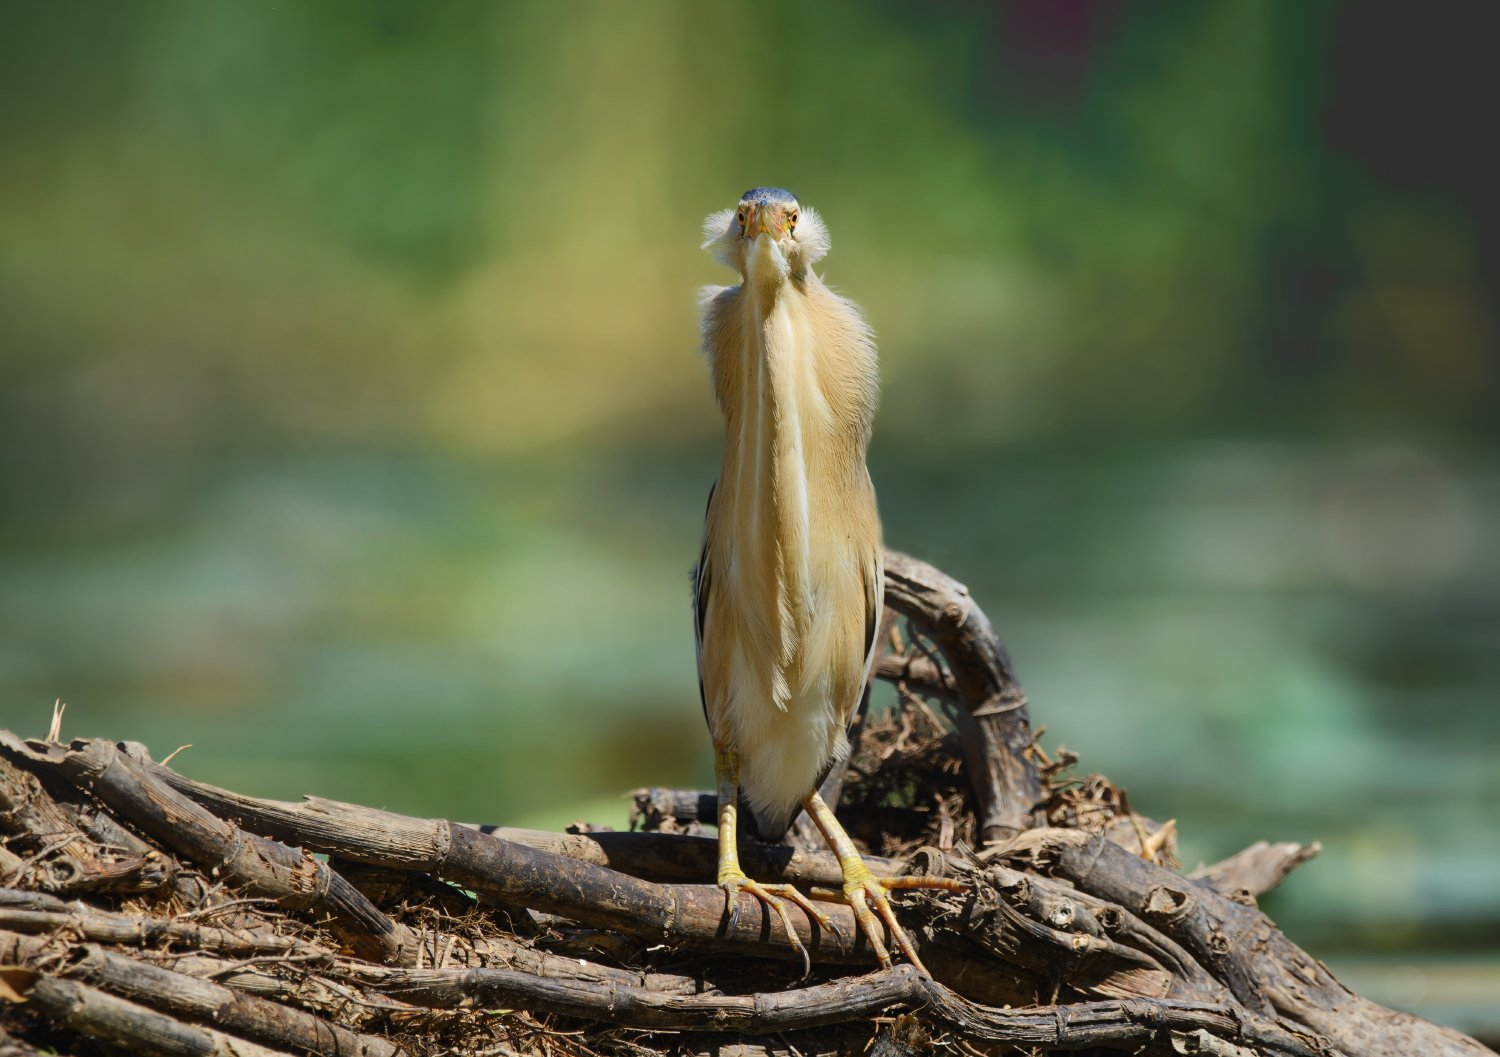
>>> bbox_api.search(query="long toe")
[802,789,965,977]
[720,874,834,977]
[843,870,964,976]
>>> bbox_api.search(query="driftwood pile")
[0,551,1491,1057]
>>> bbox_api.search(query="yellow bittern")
[693,187,961,974]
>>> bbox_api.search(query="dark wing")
[692,480,717,726]
[847,544,885,730]
[800,547,885,837]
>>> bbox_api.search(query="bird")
[693,187,962,975]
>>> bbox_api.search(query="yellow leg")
[802,790,965,976]
[715,748,840,976]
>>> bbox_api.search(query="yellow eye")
[736,210,745,225]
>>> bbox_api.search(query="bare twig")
[0,734,416,966]
[1189,841,1322,900]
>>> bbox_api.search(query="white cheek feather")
[790,206,831,269]
[701,209,738,269]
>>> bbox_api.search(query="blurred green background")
[2,0,1496,1037]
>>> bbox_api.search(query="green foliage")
[0,1,1495,994]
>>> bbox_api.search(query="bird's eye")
[736,210,744,225]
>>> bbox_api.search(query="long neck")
[715,260,879,537]
[724,283,818,581]
[705,258,879,705]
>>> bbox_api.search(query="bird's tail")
[748,801,801,844]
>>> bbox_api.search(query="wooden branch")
[12,973,297,1057]
[482,823,897,889]
[0,932,402,1057]
[125,758,886,965]
[0,888,330,958]
[874,650,957,701]
[1190,841,1321,899]
[349,962,1324,1056]
[630,786,719,829]
[1009,828,1493,1057]
[148,956,400,1024]
[0,735,414,966]
[37,768,168,863]
[83,748,1080,1008]
[108,748,871,966]
[881,549,1043,840]
[1020,870,1232,1003]
[0,754,167,895]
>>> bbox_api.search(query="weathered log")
[1007,828,1492,1057]
[0,754,167,895]
[190,789,892,967]
[0,932,402,1057]
[881,549,1043,840]
[12,974,297,1057]
[124,760,877,965]
[0,734,415,966]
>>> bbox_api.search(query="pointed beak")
[745,201,791,241]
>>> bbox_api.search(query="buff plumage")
[694,191,882,839]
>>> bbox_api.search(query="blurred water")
[1,6,1496,1038]
[2,441,1494,948]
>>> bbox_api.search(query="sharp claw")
[822,912,848,950]
[803,793,957,978]
[721,876,823,973]
[777,903,812,979]
[771,897,804,955]
[779,888,845,951]
[723,885,740,933]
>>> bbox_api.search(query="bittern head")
[702,186,830,282]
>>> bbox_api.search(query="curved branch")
[881,549,1043,840]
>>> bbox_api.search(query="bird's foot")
[824,859,966,975]
[718,869,842,978]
